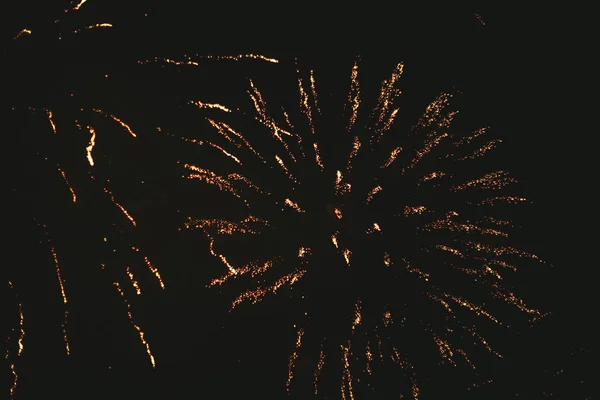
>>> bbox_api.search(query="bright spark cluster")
[172,56,544,396]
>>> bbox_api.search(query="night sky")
[1,2,593,399]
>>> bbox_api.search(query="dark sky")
[1,2,593,399]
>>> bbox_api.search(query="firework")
[3,2,163,396]
[178,57,545,398]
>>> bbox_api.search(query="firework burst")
[177,57,546,398]
[3,2,164,396]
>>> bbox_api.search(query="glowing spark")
[332,232,339,249]
[14,29,32,39]
[334,207,343,219]
[195,54,279,63]
[314,345,325,394]
[365,185,382,204]
[346,59,360,132]
[57,166,77,202]
[287,328,304,391]
[284,198,304,212]
[341,342,355,400]
[45,109,57,134]
[72,23,113,34]
[381,146,402,168]
[351,299,362,331]
[126,266,142,295]
[113,282,156,367]
[103,188,136,226]
[189,100,231,113]
[73,0,87,10]
[92,109,137,137]
[452,171,516,191]
[474,13,486,25]
[50,246,68,304]
[62,311,70,355]
[131,248,166,289]
[5,281,25,399]
[343,248,352,266]
[85,126,96,166]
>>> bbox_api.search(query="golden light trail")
[73,0,87,10]
[72,23,113,34]
[346,59,360,132]
[13,29,32,39]
[194,54,279,63]
[113,282,156,368]
[126,266,142,295]
[286,327,304,391]
[314,345,325,394]
[50,246,68,305]
[85,125,96,166]
[341,342,355,400]
[5,281,24,400]
[284,198,304,212]
[131,246,166,289]
[56,165,77,202]
[138,54,279,67]
[103,187,136,226]
[189,100,231,113]
[45,109,57,134]
[92,109,137,137]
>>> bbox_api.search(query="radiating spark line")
[381,146,402,168]
[351,299,362,332]
[85,126,96,166]
[113,282,156,367]
[103,188,136,226]
[72,23,113,34]
[14,29,32,39]
[284,198,304,212]
[62,310,70,355]
[189,100,231,113]
[44,109,57,134]
[130,246,165,289]
[365,342,373,375]
[452,171,516,191]
[287,327,304,391]
[92,109,137,137]
[313,142,324,169]
[139,57,199,66]
[365,185,382,204]
[346,59,360,132]
[232,269,306,309]
[207,119,265,161]
[5,281,24,400]
[50,246,68,305]
[371,62,404,143]
[72,0,88,10]
[297,65,315,134]
[126,266,142,295]
[56,165,77,202]
[474,13,486,25]
[341,342,355,400]
[310,70,320,113]
[342,248,352,266]
[195,54,279,63]
[314,344,325,394]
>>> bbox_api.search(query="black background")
[1,2,593,399]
